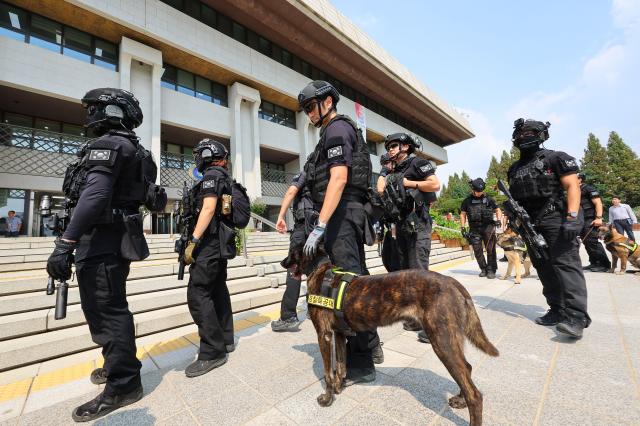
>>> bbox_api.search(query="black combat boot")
[486,271,496,279]
[478,269,487,277]
[535,308,564,326]
[72,386,143,422]
[556,311,587,338]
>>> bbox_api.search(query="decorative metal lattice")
[160,151,195,188]
[261,168,296,198]
[8,190,26,198]
[0,124,91,177]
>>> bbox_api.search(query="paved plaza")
[1,250,639,425]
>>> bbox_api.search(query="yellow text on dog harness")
[307,269,357,310]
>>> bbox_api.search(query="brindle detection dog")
[289,250,499,426]
[598,225,640,275]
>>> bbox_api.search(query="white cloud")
[437,108,510,188]
[502,0,640,158]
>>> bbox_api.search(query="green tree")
[580,133,611,203]
[606,131,640,206]
[486,156,500,181]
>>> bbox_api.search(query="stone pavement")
[1,250,639,426]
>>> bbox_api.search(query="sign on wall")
[354,102,366,132]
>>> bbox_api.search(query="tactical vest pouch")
[120,213,150,261]
[144,183,167,212]
[218,221,237,259]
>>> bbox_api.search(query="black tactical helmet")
[512,118,550,151]
[469,178,486,191]
[81,88,143,135]
[384,132,419,154]
[380,152,392,165]
[298,81,339,128]
[194,138,229,172]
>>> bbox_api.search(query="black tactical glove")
[561,217,583,240]
[47,238,76,281]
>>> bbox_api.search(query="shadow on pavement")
[292,344,468,425]
[473,295,546,320]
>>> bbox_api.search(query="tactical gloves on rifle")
[46,238,76,281]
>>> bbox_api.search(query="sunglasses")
[387,142,399,150]
[302,102,317,115]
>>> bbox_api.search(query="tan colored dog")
[496,228,531,284]
[597,225,640,275]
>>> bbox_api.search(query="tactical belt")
[307,268,357,335]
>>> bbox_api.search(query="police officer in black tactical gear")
[299,80,384,382]
[376,152,394,194]
[384,133,440,271]
[271,161,317,332]
[507,118,590,338]
[460,178,502,279]
[384,133,440,343]
[183,139,236,378]
[577,173,610,272]
[46,88,167,422]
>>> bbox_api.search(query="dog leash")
[580,226,595,241]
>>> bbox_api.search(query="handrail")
[250,212,278,231]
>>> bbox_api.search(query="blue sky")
[332,0,640,184]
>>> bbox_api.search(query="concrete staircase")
[0,232,469,372]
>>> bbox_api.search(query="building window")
[0,2,118,70]
[161,142,195,170]
[1,110,88,153]
[156,0,439,144]
[161,63,228,106]
[258,101,296,129]
[366,140,377,155]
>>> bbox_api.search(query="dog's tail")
[464,298,499,357]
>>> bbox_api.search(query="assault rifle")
[497,180,549,261]
[41,195,71,320]
[174,181,194,280]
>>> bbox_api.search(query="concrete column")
[118,37,163,232]
[228,83,261,200]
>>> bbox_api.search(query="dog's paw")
[448,394,467,409]
[616,271,625,275]
[514,280,521,285]
[500,276,508,280]
[608,269,615,274]
[522,273,530,278]
[317,393,334,407]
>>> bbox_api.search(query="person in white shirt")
[608,197,637,242]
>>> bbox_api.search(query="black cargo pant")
[324,200,379,371]
[581,218,611,268]
[396,213,432,270]
[76,255,141,397]
[469,224,497,273]
[280,219,306,320]
[531,210,590,324]
[187,238,234,360]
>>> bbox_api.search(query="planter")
[633,224,640,231]
[461,244,470,250]
[431,232,439,240]
[443,239,461,248]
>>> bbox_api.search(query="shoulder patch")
[419,162,434,173]
[86,149,117,166]
[327,146,343,159]
[563,158,577,168]
[201,179,217,189]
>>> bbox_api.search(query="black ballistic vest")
[466,196,494,226]
[307,115,371,205]
[507,151,563,213]
[579,184,596,218]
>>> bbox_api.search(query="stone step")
[0,286,286,371]
[0,275,276,341]
[0,264,262,316]
[0,257,248,295]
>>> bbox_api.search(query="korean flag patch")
[86,149,116,166]
[420,163,434,173]
[201,179,217,189]
[327,146,343,159]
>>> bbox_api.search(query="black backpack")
[228,180,251,229]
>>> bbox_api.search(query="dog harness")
[307,268,357,335]
[606,239,639,255]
